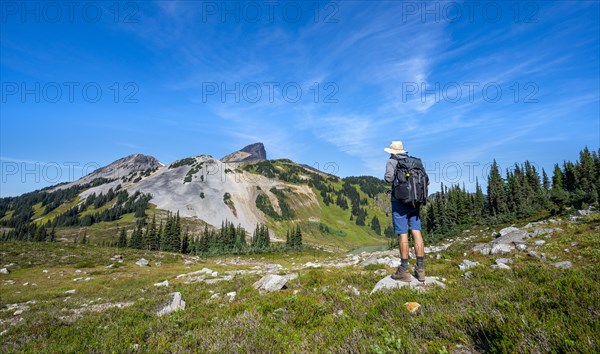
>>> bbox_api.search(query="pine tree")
[551,164,564,190]
[49,226,56,242]
[117,228,127,248]
[355,208,366,226]
[294,224,302,249]
[161,213,173,251]
[158,220,164,251]
[181,227,189,254]
[474,178,485,217]
[486,160,507,217]
[171,212,182,252]
[370,215,381,235]
[542,168,550,191]
[147,215,159,251]
[198,224,210,254]
[252,223,269,250]
[550,163,568,206]
[128,225,143,249]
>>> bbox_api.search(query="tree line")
[421,147,599,243]
[116,212,303,256]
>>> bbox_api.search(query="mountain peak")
[221,142,267,163]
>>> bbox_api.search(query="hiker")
[384,141,429,282]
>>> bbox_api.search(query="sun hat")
[384,141,408,155]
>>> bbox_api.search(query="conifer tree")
[370,215,381,235]
[542,168,550,191]
[486,160,507,217]
[181,227,189,254]
[128,225,143,249]
[49,226,56,242]
[145,215,159,251]
[117,228,127,248]
[474,178,486,217]
[293,224,302,249]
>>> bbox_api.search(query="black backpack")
[392,156,429,206]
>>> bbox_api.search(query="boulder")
[491,263,511,270]
[528,250,546,261]
[490,244,514,255]
[370,275,445,294]
[253,274,298,293]
[472,244,492,255]
[157,292,186,316]
[494,230,529,244]
[534,240,546,246]
[0,268,10,274]
[135,259,149,267]
[154,280,169,287]
[553,261,572,269]
[515,243,527,251]
[495,258,513,264]
[497,226,520,237]
[458,260,479,270]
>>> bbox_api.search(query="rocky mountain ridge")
[220,143,267,163]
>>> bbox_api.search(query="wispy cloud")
[115,142,142,149]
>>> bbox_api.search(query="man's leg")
[398,233,410,268]
[411,230,425,281]
[411,230,425,259]
[391,199,411,282]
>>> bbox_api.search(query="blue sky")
[1,0,599,197]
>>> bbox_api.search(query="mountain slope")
[55,154,163,190]
[221,143,267,163]
[0,145,391,250]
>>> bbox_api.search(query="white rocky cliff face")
[61,144,318,234]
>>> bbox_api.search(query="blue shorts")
[391,198,422,234]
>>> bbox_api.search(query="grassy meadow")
[1,214,598,353]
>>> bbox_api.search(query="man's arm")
[384,159,396,183]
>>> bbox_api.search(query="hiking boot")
[414,266,425,282]
[391,266,412,282]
